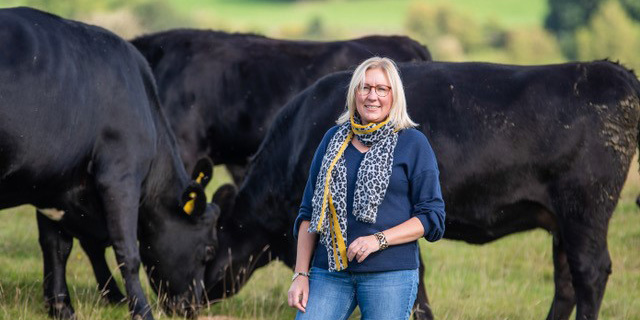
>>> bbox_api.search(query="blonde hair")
[337,57,417,130]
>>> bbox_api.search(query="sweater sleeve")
[292,127,338,239]
[408,132,446,242]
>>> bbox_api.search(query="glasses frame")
[357,85,392,97]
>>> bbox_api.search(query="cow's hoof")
[131,307,154,320]
[47,301,76,320]
[132,314,154,320]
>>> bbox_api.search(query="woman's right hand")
[287,275,309,312]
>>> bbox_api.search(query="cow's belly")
[0,158,92,206]
[0,171,110,243]
[443,198,557,244]
[47,183,110,242]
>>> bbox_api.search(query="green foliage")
[575,0,640,71]
[12,0,139,19]
[406,2,494,60]
[544,0,601,58]
[306,16,324,38]
[131,0,191,33]
[544,0,640,58]
[503,27,564,64]
[620,0,640,20]
[405,2,563,64]
[544,0,601,33]
[2,0,192,38]
[406,3,482,51]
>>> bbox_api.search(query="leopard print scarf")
[309,114,398,271]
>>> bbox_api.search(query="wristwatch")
[291,271,310,282]
[374,232,389,250]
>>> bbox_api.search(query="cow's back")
[237,60,640,240]
[130,30,431,174]
[0,7,157,202]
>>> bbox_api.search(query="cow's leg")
[550,185,613,320]
[78,239,125,304]
[546,235,576,320]
[96,172,153,320]
[562,217,611,320]
[412,250,434,320]
[37,211,75,319]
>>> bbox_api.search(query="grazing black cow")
[130,29,432,183]
[0,7,219,320]
[57,29,433,311]
[206,60,640,320]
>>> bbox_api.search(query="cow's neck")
[141,120,190,213]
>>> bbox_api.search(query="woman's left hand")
[347,235,379,263]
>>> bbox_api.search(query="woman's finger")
[299,287,308,312]
[357,249,370,263]
[293,290,306,312]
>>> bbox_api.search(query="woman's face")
[355,68,393,125]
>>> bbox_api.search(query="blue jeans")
[295,267,419,320]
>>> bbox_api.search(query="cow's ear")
[181,182,207,216]
[191,157,214,188]
[212,183,237,216]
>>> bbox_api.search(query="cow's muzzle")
[161,291,201,319]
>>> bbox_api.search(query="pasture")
[1,1,639,319]
[169,0,547,34]
[1,162,638,319]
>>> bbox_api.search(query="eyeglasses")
[357,85,391,97]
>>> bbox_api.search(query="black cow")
[52,29,433,310]
[0,7,219,320]
[207,60,640,320]
[130,29,432,184]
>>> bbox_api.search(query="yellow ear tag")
[196,172,205,185]
[183,192,197,215]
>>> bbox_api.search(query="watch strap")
[292,271,310,282]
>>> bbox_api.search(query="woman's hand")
[347,235,380,263]
[288,275,309,312]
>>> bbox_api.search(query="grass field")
[166,0,548,39]
[0,2,638,319]
[1,161,638,319]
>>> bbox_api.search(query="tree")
[575,0,639,71]
[545,0,640,58]
[544,0,601,58]
[620,0,640,21]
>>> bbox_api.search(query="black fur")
[130,29,432,183]
[207,60,640,320]
[0,7,219,320]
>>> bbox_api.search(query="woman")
[287,57,446,320]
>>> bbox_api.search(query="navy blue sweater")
[294,126,446,272]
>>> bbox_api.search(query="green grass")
[2,162,638,320]
[0,0,548,37]
[166,0,548,39]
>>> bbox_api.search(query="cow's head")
[139,158,220,318]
